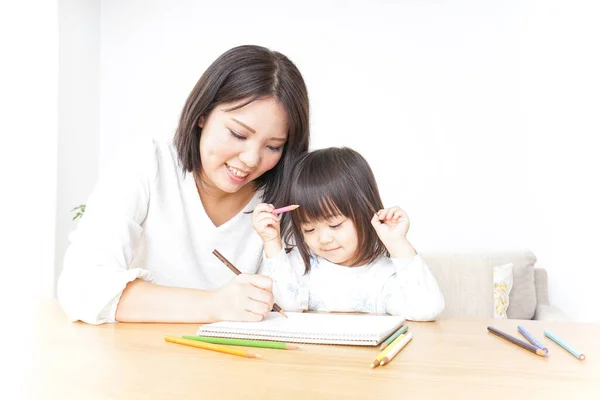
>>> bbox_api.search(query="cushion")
[493,263,513,319]
[489,252,537,319]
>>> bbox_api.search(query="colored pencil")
[487,326,547,357]
[182,336,299,350]
[380,324,408,350]
[544,330,585,360]
[271,204,299,215]
[380,331,414,366]
[165,336,262,358]
[517,325,548,353]
[370,333,407,368]
[212,249,288,318]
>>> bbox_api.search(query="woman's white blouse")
[57,139,265,324]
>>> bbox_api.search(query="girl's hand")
[370,206,416,258]
[371,206,410,239]
[252,203,281,244]
[210,274,275,322]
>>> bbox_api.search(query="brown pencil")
[212,249,288,318]
[487,326,547,357]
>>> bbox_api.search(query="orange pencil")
[271,204,299,215]
[165,336,262,359]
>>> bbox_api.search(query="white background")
[2,1,599,323]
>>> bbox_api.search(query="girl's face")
[300,215,360,266]
[198,97,288,194]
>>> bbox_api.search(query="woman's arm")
[57,141,157,324]
[115,280,213,322]
[115,275,275,323]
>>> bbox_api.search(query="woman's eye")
[229,130,246,140]
[302,228,314,234]
[267,145,282,152]
[329,222,343,229]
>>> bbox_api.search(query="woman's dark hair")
[282,147,388,273]
[174,45,310,206]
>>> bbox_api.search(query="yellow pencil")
[165,336,262,359]
[379,331,413,366]
[370,333,407,368]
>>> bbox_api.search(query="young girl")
[253,147,444,321]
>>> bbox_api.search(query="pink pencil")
[272,205,300,215]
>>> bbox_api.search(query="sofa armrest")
[534,268,550,305]
[534,303,569,321]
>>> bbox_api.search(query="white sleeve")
[257,248,308,312]
[57,141,157,325]
[380,254,445,321]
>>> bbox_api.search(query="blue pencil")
[544,330,585,360]
[517,325,548,354]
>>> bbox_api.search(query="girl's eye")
[267,145,282,152]
[302,228,314,234]
[229,130,246,140]
[329,223,343,229]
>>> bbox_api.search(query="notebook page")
[197,312,404,345]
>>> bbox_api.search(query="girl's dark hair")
[282,147,388,273]
[174,45,310,206]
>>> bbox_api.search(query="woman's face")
[198,97,288,194]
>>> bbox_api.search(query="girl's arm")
[380,250,445,321]
[370,207,444,320]
[251,203,283,258]
[257,248,308,312]
[252,203,309,311]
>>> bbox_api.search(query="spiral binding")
[195,330,379,346]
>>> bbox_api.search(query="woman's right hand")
[251,203,282,244]
[210,274,275,322]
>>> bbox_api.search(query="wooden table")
[13,301,600,399]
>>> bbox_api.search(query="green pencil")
[181,336,300,350]
[380,325,408,350]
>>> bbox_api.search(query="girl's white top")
[259,249,445,321]
[57,139,265,324]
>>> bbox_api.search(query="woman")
[57,45,310,324]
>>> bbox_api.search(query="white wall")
[96,0,599,322]
[521,1,600,323]
[55,0,101,295]
[0,1,58,395]
[0,2,58,301]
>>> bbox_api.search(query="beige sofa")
[423,250,568,321]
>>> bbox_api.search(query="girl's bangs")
[294,195,343,225]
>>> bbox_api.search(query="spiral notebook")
[196,312,405,346]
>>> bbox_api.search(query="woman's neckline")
[191,171,258,229]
